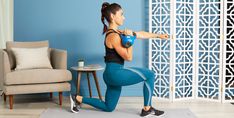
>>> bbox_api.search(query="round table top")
[71,64,104,71]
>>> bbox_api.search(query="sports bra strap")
[105,29,120,38]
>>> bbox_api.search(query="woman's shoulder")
[106,32,121,42]
[105,32,121,49]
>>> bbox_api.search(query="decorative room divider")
[149,0,234,103]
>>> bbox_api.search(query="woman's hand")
[158,34,169,39]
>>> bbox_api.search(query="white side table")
[71,65,104,101]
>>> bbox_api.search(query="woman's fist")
[159,34,169,39]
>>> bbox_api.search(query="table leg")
[77,72,82,95]
[87,72,92,98]
[3,93,6,102]
[92,71,103,101]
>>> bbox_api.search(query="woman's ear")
[110,13,115,22]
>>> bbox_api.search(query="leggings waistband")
[105,62,124,68]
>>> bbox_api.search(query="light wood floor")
[0,94,234,118]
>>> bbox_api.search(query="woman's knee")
[146,70,155,79]
[104,106,116,112]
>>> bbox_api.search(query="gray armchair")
[0,41,72,109]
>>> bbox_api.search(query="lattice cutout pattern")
[175,0,194,99]
[151,0,170,98]
[225,0,234,100]
[197,0,221,100]
[150,0,234,102]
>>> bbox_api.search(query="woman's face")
[111,9,125,26]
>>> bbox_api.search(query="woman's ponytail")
[101,15,108,34]
[101,2,122,35]
[101,2,110,34]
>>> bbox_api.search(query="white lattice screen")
[149,0,234,103]
[223,0,234,102]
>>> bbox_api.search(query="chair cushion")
[5,69,72,85]
[3,82,71,95]
[6,41,49,70]
[11,47,52,70]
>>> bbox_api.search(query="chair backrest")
[6,40,49,70]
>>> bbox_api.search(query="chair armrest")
[0,49,11,89]
[50,48,67,69]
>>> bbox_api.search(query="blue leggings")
[82,62,155,112]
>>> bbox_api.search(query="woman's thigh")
[104,67,154,86]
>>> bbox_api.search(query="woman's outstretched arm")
[118,29,169,39]
[134,31,169,39]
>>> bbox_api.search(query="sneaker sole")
[70,95,79,113]
[142,112,165,117]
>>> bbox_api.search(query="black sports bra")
[104,29,124,65]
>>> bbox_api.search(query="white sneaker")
[70,94,79,113]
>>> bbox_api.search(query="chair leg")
[59,92,62,106]
[3,94,6,102]
[9,95,13,109]
[50,92,53,99]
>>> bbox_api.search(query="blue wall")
[14,0,149,96]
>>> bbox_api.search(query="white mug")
[78,61,84,67]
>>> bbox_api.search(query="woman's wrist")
[154,34,160,38]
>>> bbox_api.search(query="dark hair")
[101,2,122,34]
